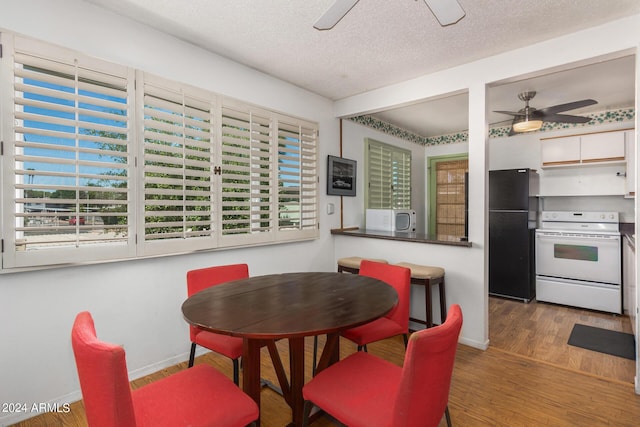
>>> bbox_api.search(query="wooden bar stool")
[337,256,388,274]
[395,262,446,328]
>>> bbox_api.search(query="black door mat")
[568,324,636,360]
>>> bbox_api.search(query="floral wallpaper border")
[349,108,635,146]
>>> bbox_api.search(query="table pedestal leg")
[243,338,263,426]
[288,337,305,427]
[315,332,340,374]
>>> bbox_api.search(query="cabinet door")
[541,136,580,166]
[581,131,625,163]
[626,130,635,196]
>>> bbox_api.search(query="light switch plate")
[327,203,335,215]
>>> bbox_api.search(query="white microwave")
[365,209,416,232]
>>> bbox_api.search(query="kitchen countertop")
[619,223,634,247]
[330,227,472,247]
[620,222,635,237]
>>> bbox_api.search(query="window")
[139,73,217,256]
[219,102,273,246]
[365,138,411,209]
[1,33,318,270]
[3,36,135,268]
[276,117,319,240]
[428,155,468,241]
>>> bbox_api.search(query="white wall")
[333,15,640,353]
[0,1,339,424]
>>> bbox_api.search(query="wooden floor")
[490,296,636,384]
[11,298,640,426]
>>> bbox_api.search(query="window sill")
[330,228,472,247]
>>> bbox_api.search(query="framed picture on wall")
[327,155,357,196]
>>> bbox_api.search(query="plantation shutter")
[366,138,411,209]
[1,34,320,270]
[277,118,319,240]
[219,102,273,247]
[391,149,411,209]
[367,141,392,208]
[140,74,216,255]
[5,36,134,268]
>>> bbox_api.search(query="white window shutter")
[139,74,217,256]
[4,36,134,268]
[219,102,274,247]
[277,118,319,240]
[1,33,319,270]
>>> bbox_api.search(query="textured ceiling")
[84,0,639,136]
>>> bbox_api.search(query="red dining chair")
[341,260,411,352]
[302,304,463,427]
[71,311,259,427]
[187,263,248,385]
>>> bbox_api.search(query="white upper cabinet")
[538,129,633,196]
[540,136,580,166]
[541,130,627,168]
[580,131,625,163]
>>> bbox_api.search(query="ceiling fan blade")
[494,110,525,117]
[533,113,593,124]
[314,0,360,30]
[423,0,465,26]
[536,99,598,115]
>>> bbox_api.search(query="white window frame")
[0,32,319,271]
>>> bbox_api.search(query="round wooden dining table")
[181,271,398,427]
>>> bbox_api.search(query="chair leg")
[439,279,447,324]
[302,400,314,427]
[312,336,318,375]
[188,343,197,367]
[233,358,240,386]
[426,279,434,328]
[445,405,452,427]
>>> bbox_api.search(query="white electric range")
[535,211,621,314]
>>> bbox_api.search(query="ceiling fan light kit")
[512,118,543,133]
[314,0,465,31]
[495,91,597,136]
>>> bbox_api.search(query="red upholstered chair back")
[393,304,463,427]
[71,311,137,427]
[186,263,249,342]
[359,260,411,331]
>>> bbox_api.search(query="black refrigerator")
[489,168,539,302]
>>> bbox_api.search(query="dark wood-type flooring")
[10,297,640,426]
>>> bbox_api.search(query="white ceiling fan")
[314,0,466,30]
